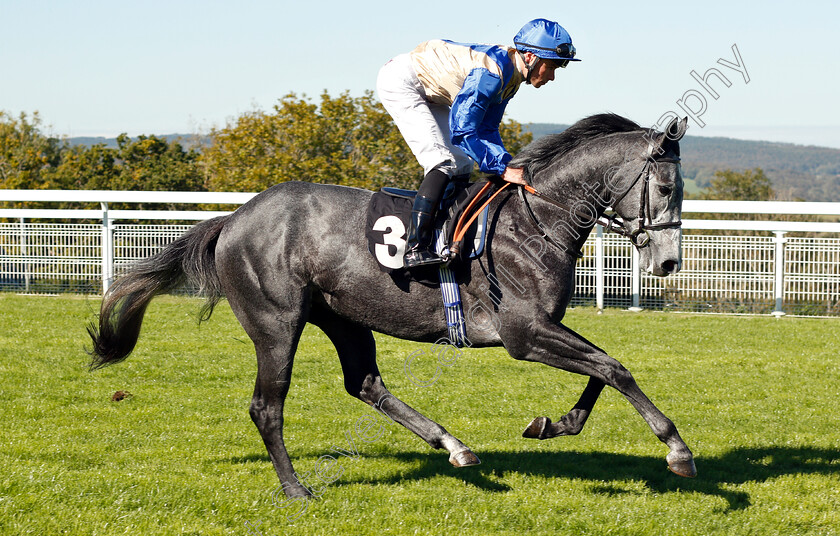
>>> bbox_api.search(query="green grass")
[1,294,839,535]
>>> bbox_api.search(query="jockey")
[376,18,580,268]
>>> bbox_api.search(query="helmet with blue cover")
[514,19,580,70]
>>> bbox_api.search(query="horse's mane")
[509,113,643,177]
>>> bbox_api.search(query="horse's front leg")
[523,376,604,439]
[507,319,696,478]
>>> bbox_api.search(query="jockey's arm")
[449,69,518,177]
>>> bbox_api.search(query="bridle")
[517,148,683,257]
[606,151,683,247]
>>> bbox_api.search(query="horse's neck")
[536,142,625,215]
[528,141,630,252]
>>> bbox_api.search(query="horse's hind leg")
[311,308,480,468]
[224,283,313,498]
[249,338,309,497]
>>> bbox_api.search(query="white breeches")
[376,53,473,177]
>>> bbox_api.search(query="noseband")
[518,150,682,255]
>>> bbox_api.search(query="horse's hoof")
[287,488,312,499]
[271,482,311,504]
[666,454,697,478]
[523,416,550,439]
[449,449,481,467]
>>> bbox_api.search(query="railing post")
[20,217,30,292]
[629,244,642,311]
[772,231,787,318]
[595,224,604,311]
[101,202,114,294]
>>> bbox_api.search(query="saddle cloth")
[365,180,490,282]
[365,180,490,345]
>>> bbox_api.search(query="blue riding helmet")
[514,18,580,66]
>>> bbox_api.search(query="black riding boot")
[403,194,445,268]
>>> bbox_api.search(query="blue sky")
[2,0,839,148]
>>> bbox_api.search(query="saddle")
[365,179,496,284]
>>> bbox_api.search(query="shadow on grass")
[229,453,272,464]
[231,445,840,511]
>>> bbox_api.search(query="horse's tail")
[87,215,231,370]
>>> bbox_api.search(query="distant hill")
[526,123,572,139]
[523,123,840,201]
[68,126,840,201]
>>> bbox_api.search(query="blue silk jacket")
[410,39,524,175]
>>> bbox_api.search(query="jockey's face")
[530,58,558,88]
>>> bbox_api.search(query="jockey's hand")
[502,166,528,186]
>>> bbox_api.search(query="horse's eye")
[658,185,673,196]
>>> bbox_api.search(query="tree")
[0,111,63,190]
[110,134,204,194]
[499,118,533,165]
[691,167,801,236]
[202,91,422,192]
[3,93,535,196]
[699,168,774,201]
[49,144,117,190]
[201,90,535,192]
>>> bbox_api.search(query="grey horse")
[88,113,696,500]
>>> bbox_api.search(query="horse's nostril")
[662,260,679,274]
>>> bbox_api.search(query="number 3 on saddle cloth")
[365,180,496,347]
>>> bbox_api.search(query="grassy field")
[1,293,839,535]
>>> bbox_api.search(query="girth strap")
[435,231,468,347]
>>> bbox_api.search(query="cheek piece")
[518,51,540,85]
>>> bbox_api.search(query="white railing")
[1,190,839,316]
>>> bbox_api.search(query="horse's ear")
[649,116,688,156]
[664,116,688,142]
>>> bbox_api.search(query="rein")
[518,152,683,255]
